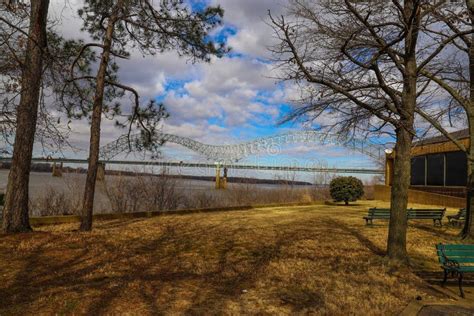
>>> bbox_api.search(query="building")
[385,129,469,199]
[411,129,468,188]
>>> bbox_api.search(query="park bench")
[447,208,466,226]
[407,208,445,227]
[364,208,445,226]
[363,208,390,225]
[436,243,474,298]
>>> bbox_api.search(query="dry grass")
[0,201,466,315]
[29,178,83,216]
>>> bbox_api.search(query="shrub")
[104,176,143,213]
[29,186,81,216]
[138,171,185,211]
[329,176,364,205]
[104,170,186,213]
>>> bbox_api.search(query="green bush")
[329,176,364,205]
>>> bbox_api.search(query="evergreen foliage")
[329,176,364,205]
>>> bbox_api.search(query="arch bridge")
[100,130,385,163]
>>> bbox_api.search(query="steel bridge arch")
[99,131,384,163]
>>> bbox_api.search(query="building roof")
[413,128,469,146]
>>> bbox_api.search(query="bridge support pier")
[215,164,221,189]
[52,162,63,177]
[97,163,106,181]
[215,164,227,189]
[222,167,227,189]
[385,152,394,186]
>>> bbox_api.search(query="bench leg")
[458,272,465,298]
[442,269,447,287]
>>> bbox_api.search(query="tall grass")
[29,176,83,216]
[103,169,186,213]
[101,176,329,213]
[29,169,333,215]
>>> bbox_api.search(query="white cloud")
[28,0,378,171]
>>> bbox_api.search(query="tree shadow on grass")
[94,218,148,230]
[409,222,461,239]
[2,214,440,314]
[0,218,295,314]
[324,218,385,256]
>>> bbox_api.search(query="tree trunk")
[464,162,474,239]
[463,0,474,239]
[387,127,412,262]
[463,107,474,239]
[2,0,50,234]
[386,0,418,264]
[79,8,119,231]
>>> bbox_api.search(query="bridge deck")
[0,157,383,174]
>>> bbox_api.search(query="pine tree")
[70,0,227,231]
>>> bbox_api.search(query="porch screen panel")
[410,156,426,185]
[446,151,467,186]
[427,154,444,186]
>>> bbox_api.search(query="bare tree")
[269,0,458,263]
[409,0,474,238]
[70,0,227,231]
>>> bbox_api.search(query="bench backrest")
[436,244,474,266]
[367,208,391,218]
[367,208,445,219]
[408,208,445,219]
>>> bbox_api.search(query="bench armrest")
[439,244,461,270]
[443,258,460,269]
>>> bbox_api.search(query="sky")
[41,0,382,181]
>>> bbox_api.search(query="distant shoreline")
[0,162,314,186]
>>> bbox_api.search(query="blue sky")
[42,0,382,182]
[148,1,380,170]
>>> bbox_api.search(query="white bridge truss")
[99,131,385,163]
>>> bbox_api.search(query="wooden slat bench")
[436,243,474,298]
[447,208,466,226]
[364,208,445,226]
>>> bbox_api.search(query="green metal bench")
[364,208,445,226]
[364,208,391,225]
[436,243,474,298]
[407,208,445,227]
[447,208,466,225]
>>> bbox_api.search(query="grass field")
[0,201,467,315]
